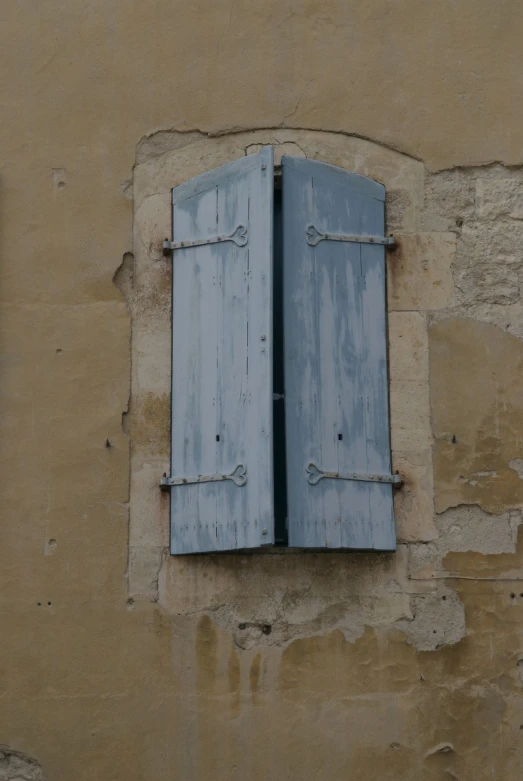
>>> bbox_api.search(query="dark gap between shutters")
[273,185,289,545]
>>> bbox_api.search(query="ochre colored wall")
[1,3,523,779]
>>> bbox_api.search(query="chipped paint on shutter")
[170,147,274,553]
[282,156,396,551]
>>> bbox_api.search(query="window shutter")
[282,156,396,550]
[169,147,274,554]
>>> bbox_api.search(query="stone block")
[393,453,437,542]
[388,311,429,383]
[390,380,432,453]
[454,222,523,305]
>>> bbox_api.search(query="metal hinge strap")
[306,462,402,487]
[306,225,396,249]
[163,224,248,255]
[160,464,247,490]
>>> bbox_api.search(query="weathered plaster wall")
[2,1,523,778]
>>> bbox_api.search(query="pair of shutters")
[168,146,396,554]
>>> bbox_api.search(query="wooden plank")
[282,156,396,550]
[170,147,274,553]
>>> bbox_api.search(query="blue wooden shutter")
[282,156,396,550]
[169,147,274,554]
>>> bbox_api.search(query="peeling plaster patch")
[44,538,57,556]
[157,544,428,648]
[0,746,46,780]
[424,742,455,758]
[436,506,522,555]
[51,168,66,191]
[113,252,135,301]
[394,588,466,651]
[136,130,206,164]
[441,523,523,579]
[408,506,523,580]
[509,459,523,480]
[120,179,133,200]
[430,318,523,515]
[161,552,464,652]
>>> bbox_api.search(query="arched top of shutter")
[281,156,386,201]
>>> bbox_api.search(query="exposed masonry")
[123,128,523,653]
[425,164,523,336]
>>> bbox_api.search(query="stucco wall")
[2,2,523,779]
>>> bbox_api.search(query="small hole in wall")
[262,624,272,635]
[511,593,516,599]
[37,602,41,607]
[56,348,62,354]
[433,630,437,634]
[442,595,447,600]
[338,433,343,441]
[216,435,220,442]
[456,217,463,227]
[47,602,51,606]
[238,623,246,630]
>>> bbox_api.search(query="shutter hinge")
[160,464,247,490]
[163,224,248,255]
[306,225,396,250]
[306,462,402,487]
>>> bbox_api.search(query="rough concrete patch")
[0,747,46,780]
[394,588,466,651]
